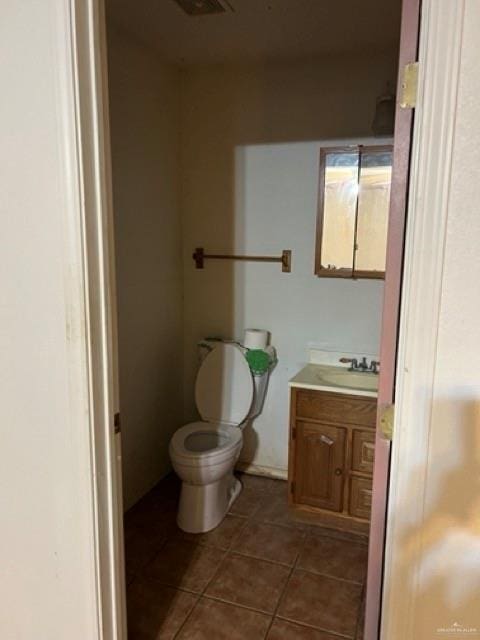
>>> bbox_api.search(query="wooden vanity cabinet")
[288,387,377,532]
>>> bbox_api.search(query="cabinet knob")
[335,468,343,476]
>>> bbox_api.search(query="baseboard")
[236,460,288,480]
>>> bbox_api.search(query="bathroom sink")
[289,363,379,396]
[315,369,378,392]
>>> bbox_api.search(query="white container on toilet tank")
[243,328,269,350]
[169,335,274,532]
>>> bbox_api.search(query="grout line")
[256,517,369,542]
[354,583,367,640]
[174,487,289,639]
[275,614,355,639]
[200,548,230,596]
[262,530,306,638]
[252,520,309,533]
[172,547,231,639]
[136,475,364,639]
[226,548,298,569]
[172,592,201,640]
[173,549,234,640]
[271,534,361,640]
[201,593,274,617]
[293,566,367,587]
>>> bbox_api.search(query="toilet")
[169,341,271,533]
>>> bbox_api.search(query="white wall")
[107,26,183,508]
[181,55,397,474]
[0,2,99,638]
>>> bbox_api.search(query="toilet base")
[177,472,242,533]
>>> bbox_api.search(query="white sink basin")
[316,370,378,392]
[289,364,379,396]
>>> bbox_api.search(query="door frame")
[380,1,466,637]
[69,1,127,637]
[364,0,421,636]
[69,0,467,638]
[366,0,467,637]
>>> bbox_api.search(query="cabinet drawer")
[351,429,376,474]
[296,389,376,428]
[349,477,373,520]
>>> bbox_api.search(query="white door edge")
[68,1,127,637]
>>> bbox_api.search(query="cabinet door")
[294,421,346,512]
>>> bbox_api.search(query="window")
[315,145,393,279]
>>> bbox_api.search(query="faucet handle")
[370,360,380,374]
[339,357,358,370]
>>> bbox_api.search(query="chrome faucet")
[339,356,380,374]
[358,357,369,371]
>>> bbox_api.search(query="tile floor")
[124,473,368,640]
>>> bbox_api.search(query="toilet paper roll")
[244,329,269,350]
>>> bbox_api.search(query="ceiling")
[106,0,402,67]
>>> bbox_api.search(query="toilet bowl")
[170,421,243,532]
[169,341,271,533]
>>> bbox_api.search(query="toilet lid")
[195,343,254,426]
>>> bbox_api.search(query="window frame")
[315,144,393,280]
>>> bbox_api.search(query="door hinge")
[400,62,419,109]
[114,412,121,435]
[379,404,394,441]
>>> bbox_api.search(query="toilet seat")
[170,421,242,462]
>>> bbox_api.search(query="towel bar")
[192,248,291,273]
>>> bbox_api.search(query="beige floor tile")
[297,535,368,583]
[205,553,290,614]
[356,594,366,640]
[267,619,341,640]
[238,473,287,496]
[254,495,309,530]
[127,580,198,639]
[177,598,271,639]
[179,514,247,550]
[125,496,178,534]
[124,525,168,581]
[125,474,368,640]
[277,570,362,638]
[307,524,369,545]
[144,540,225,593]
[231,520,305,566]
[228,487,263,518]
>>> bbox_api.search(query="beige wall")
[107,26,183,508]
[180,54,397,474]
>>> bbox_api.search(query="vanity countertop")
[289,363,378,398]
